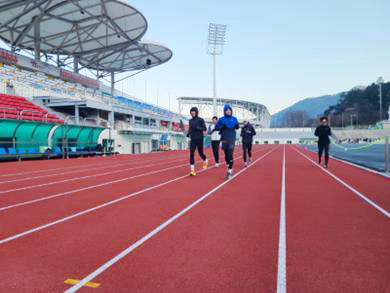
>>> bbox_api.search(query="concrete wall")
[254,127,315,144]
[98,129,187,154]
[254,138,300,145]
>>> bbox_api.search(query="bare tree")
[283,110,311,127]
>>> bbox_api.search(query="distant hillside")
[324,82,390,126]
[271,93,342,127]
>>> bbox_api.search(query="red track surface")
[0,145,388,293]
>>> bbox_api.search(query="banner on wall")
[17,54,60,77]
[0,48,17,64]
[60,69,99,89]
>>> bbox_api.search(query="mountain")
[271,93,342,127]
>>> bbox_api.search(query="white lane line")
[293,146,390,218]
[0,148,248,210]
[0,157,187,194]
[276,145,287,293]
[302,146,390,179]
[0,154,159,178]
[64,147,277,293]
[0,147,247,196]
[0,148,271,244]
[0,158,201,211]
[0,154,185,184]
[0,153,180,177]
[329,155,390,178]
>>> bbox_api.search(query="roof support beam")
[34,19,40,61]
[0,0,47,30]
[74,56,79,73]
[110,72,115,97]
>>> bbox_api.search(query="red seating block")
[0,93,62,124]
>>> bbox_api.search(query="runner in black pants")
[187,107,208,176]
[215,104,239,179]
[314,116,332,168]
[241,121,256,166]
[208,116,221,167]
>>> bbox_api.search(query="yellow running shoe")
[190,171,196,176]
[203,160,208,170]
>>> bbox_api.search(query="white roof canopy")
[79,40,172,72]
[0,0,147,55]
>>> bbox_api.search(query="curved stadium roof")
[177,97,271,127]
[79,40,172,72]
[0,0,147,55]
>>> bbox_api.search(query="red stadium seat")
[0,93,62,124]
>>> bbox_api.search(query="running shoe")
[203,160,208,169]
[215,163,220,168]
[225,170,233,180]
[190,171,196,176]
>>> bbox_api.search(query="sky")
[109,0,390,115]
[3,0,390,115]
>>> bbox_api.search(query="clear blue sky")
[114,0,390,115]
[3,0,390,115]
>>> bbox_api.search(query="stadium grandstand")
[177,96,271,128]
[0,0,187,160]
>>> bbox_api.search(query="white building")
[253,128,316,144]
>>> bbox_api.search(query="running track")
[0,145,389,292]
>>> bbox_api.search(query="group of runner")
[186,104,332,179]
[186,104,256,179]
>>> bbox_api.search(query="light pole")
[377,77,384,121]
[207,23,227,117]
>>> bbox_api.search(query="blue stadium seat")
[18,147,27,154]
[53,147,62,154]
[27,147,39,154]
[0,148,7,155]
[8,148,17,155]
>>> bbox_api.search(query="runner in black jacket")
[314,116,332,168]
[187,107,208,176]
[241,121,256,166]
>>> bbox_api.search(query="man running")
[241,121,256,166]
[314,116,332,168]
[216,104,239,179]
[208,116,221,167]
[187,107,208,176]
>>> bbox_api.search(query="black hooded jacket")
[241,123,256,143]
[187,115,206,140]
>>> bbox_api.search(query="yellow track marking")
[64,279,100,288]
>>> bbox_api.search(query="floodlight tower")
[207,23,227,117]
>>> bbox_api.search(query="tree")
[324,82,390,126]
[282,110,312,127]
